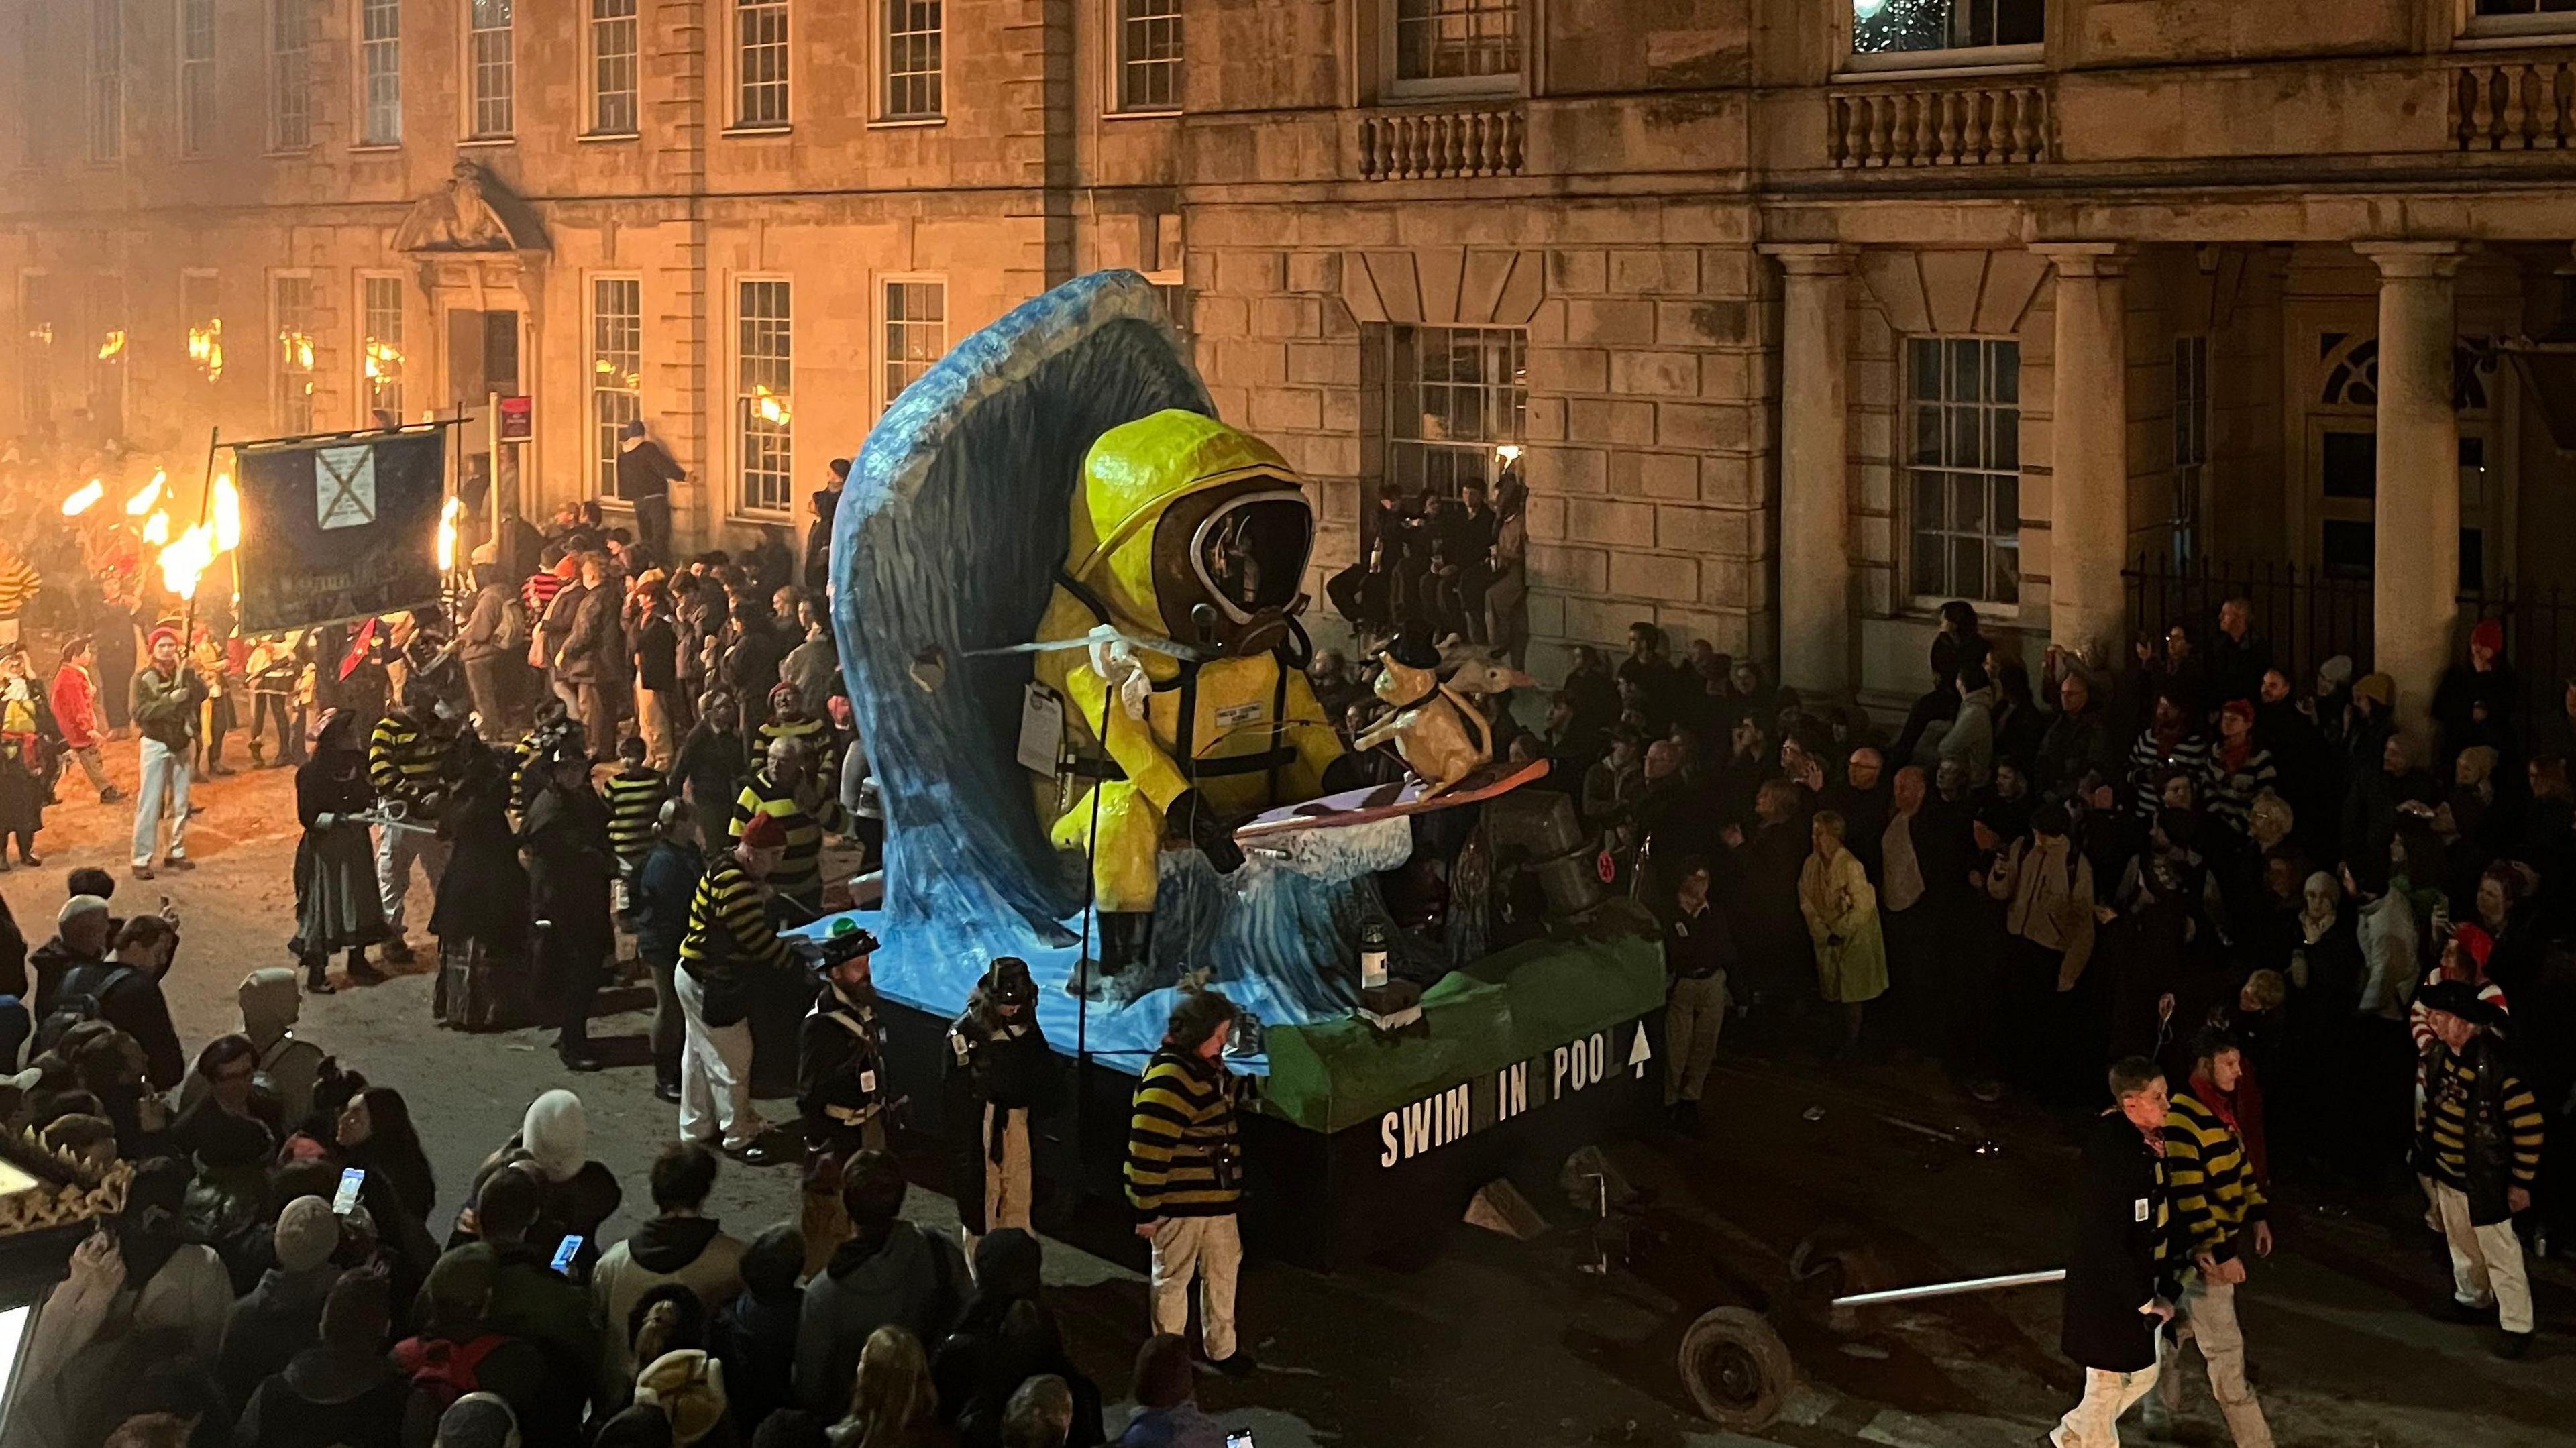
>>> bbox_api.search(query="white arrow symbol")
[1629,1023,1653,1078]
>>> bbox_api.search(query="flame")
[186,321,225,381]
[96,330,126,360]
[1493,443,1523,463]
[142,510,171,545]
[750,384,791,425]
[437,496,462,572]
[125,471,166,516]
[60,479,103,517]
[158,521,219,600]
[363,339,402,380]
[213,474,240,552]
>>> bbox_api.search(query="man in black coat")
[943,956,1058,1249]
[2052,1056,2180,1448]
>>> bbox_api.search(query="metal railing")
[2124,553,2576,717]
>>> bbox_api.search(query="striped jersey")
[729,769,848,900]
[603,765,668,869]
[521,571,568,620]
[677,857,794,978]
[0,558,39,618]
[2420,1048,2544,1192]
[757,714,826,751]
[2165,1090,2265,1258]
[1125,1048,1241,1217]
[368,711,445,813]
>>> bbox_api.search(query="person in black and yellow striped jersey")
[1126,989,1254,1377]
[2154,1033,2275,1447]
[603,732,670,880]
[2416,980,2545,1358]
[730,736,849,918]
[677,809,796,1160]
[368,679,457,966]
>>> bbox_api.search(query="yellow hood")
[1063,410,1299,637]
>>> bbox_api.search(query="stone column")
[2356,241,2472,743]
[2035,245,2129,666]
[1766,245,1854,699]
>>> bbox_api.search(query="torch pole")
[179,425,220,649]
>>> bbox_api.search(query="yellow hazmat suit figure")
[1034,410,1346,970]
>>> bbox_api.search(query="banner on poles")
[233,428,447,634]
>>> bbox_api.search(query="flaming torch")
[96,331,126,361]
[437,496,462,573]
[125,470,166,516]
[750,384,792,425]
[142,510,171,547]
[158,522,219,600]
[60,479,103,517]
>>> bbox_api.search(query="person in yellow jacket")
[1030,410,1350,981]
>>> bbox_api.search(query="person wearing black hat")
[521,740,617,1072]
[2414,979,2544,1357]
[795,923,889,1258]
[804,459,849,595]
[945,958,1058,1251]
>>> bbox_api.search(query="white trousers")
[2052,1363,2159,1448]
[1148,1214,1242,1363]
[676,969,764,1150]
[2154,1272,2273,1447]
[376,824,453,936]
[131,737,191,867]
[2434,1181,2534,1334]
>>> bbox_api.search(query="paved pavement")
[4,750,2569,1446]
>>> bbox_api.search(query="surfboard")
[1231,757,1551,842]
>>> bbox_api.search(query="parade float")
[820,270,1664,1267]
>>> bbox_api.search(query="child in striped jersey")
[603,733,669,878]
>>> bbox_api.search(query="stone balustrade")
[1357,107,1527,181]
[2455,57,2576,150]
[1827,82,2051,168]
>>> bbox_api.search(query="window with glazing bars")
[178,0,215,156]
[1393,0,1519,85]
[274,274,316,434]
[592,0,639,133]
[1118,0,1182,112]
[1906,336,2021,604]
[360,0,401,144]
[882,1,942,119]
[881,279,945,409]
[469,0,514,139]
[1382,324,1526,498]
[737,0,789,126]
[270,0,313,151]
[737,280,794,514]
[89,0,123,162]
[362,276,404,421]
[593,278,643,496]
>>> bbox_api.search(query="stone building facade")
[9,1,2576,722]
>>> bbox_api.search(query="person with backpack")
[794,1150,967,1418]
[36,907,183,1091]
[231,1271,407,1448]
[396,1249,553,1447]
[28,892,114,1021]
[460,544,533,740]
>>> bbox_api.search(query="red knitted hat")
[739,813,788,850]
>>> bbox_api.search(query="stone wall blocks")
[1657,300,1752,347]
[1285,252,1341,296]
[1548,249,1608,296]
[1611,350,1700,398]
[1609,248,1701,297]
[1527,445,1609,497]
[1610,551,1702,603]
[1529,543,1611,595]
[1248,388,1322,432]
[1566,298,1658,348]
[1528,345,1611,394]
[1658,402,1750,453]
[1568,398,1658,447]
[1568,498,1656,548]
[1254,296,1324,339]
[1287,341,1356,386]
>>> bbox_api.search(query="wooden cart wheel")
[1677,1305,1793,1432]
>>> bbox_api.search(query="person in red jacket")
[48,636,123,804]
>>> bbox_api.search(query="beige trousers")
[984,1104,1034,1235]
[2434,1181,2534,1334]
[2053,1363,2159,1448]
[1148,1213,1242,1362]
[2154,1272,2273,1447]
[1664,972,1727,1105]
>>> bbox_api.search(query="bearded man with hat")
[794,918,889,1266]
[2414,978,2544,1357]
[128,624,209,879]
[944,956,1057,1250]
